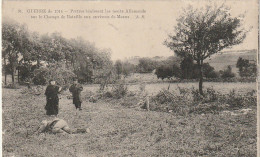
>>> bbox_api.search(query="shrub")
[137,58,157,73]
[32,67,48,85]
[220,89,257,108]
[236,57,257,77]
[32,62,76,86]
[150,89,192,115]
[191,87,219,104]
[150,87,256,115]
[202,63,219,78]
[155,64,181,80]
[99,81,128,99]
[220,66,236,78]
[111,81,128,99]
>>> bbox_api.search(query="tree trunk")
[4,57,7,85]
[37,59,40,68]
[11,67,15,85]
[17,67,20,83]
[198,60,203,95]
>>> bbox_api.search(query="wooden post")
[146,96,150,111]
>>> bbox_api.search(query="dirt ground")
[2,85,257,157]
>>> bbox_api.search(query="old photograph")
[1,0,258,156]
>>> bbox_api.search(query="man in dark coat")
[45,80,61,116]
[69,78,83,110]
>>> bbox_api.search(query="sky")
[2,0,258,61]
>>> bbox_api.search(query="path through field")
[2,86,256,156]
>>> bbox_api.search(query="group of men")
[38,78,86,134]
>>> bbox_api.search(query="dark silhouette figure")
[69,79,83,110]
[44,80,61,116]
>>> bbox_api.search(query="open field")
[3,81,257,156]
[85,82,256,96]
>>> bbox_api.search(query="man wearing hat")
[69,78,83,110]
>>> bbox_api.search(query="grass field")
[2,82,257,156]
[85,82,256,96]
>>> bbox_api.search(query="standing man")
[45,79,62,116]
[69,78,83,110]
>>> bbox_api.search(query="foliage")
[32,67,48,85]
[18,64,37,82]
[32,62,76,87]
[190,87,256,112]
[122,62,135,77]
[99,81,128,99]
[180,57,198,79]
[180,58,218,79]
[164,4,248,94]
[155,64,181,80]
[137,58,157,73]
[155,56,182,80]
[111,81,128,99]
[2,18,31,84]
[236,57,257,77]
[202,63,219,78]
[114,60,123,79]
[2,18,114,85]
[46,62,76,87]
[220,65,236,78]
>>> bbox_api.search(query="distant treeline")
[2,18,257,87]
[113,55,256,82]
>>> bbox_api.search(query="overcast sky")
[2,0,258,60]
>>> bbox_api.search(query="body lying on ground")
[37,118,89,134]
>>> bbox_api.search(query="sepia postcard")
[1,0,259,156]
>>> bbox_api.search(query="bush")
[111,81,128,99]
[150,87,256,115]
[155,64,181,80]
[191,87,219,104]
[220,66,235,78]
[137,58,157,73]
[202,63,219,78]
[149,88,192,115]
[32,62,76,87]
[236,57,257,77]
[220,89,257,109]
[180,58,218,79]
[32,67,48,85]
[99,81,128,99]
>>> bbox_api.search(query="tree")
[236,57,256,77]
[155,64,181,80]
[202,63,219,78]
[165,4,248,94]
[180,57,197,79]
[220,65,235,78]
[114,60,123,79]
[155,57,182,80]
[137,58,157,73]
[122,62,135,78]
[2,19,31,84]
